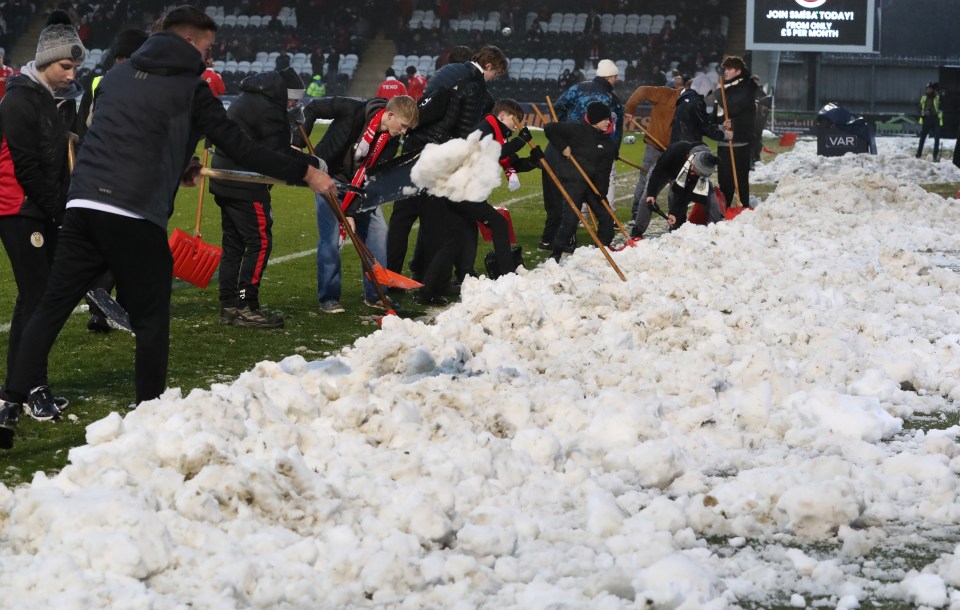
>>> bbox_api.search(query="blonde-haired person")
[297,94,419,312]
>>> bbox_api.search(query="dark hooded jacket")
[0,70,70,222]
[645,141,715,225]
[210,70,299,202]
[298,96,400,181]
[671,88,725,145]
[717,68,758,146]
[402,61,494,153]
[68,31,312,229]
[543,118,616,193]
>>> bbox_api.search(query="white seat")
[393,54,405,64]
[484,19,497,32]
[224,14,237,26]
[278,7,291,18]
[562,13,575,25]
[250,61,265,72]
[406,54,419,65]
[236,15,249,27]
[448,18,460,31]
[409,16,422,28]
[204,6,217,17]
[637,22,650,35]
[665,15,677,28]
[224,60,239,73]
[213,14,224,26]
[612,14,627,25]
[268,51,280,61]
[548,22,561,34]
[471,19,484,31]
[549,13,562,25]
[548,58,562,69]
[293,52,307,63]
[560,22,574,34]
[561,59,575,71]
[213,60,225,72]
[255,51,268,63]
[522,58,536,69]
[237,60,251,73]
[248,15,262,27]
[411,9,424,19]
[525,11,537,30]
[611,21,625,35]
[535,58,549,69]
[615,60,628,74]
[625,14,639,26]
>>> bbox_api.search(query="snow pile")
[412,130,503,201]
[753,137,960,185]
[3,142,960,607]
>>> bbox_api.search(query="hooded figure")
[641,141,723,233]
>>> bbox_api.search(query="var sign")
[817,125,870,156]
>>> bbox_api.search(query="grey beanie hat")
[36,24,86,67]
[689,145,719,176]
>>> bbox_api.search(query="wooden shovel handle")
[194,147,209,237]
[718,72,743,208]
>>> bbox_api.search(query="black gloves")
[528,146,544,163]
[516,127,533,142]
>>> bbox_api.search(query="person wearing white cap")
[0,47,14,101]
[539,58,624,250]
[209,66,307,329]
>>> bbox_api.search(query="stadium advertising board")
[746,0,876,53]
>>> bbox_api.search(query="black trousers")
[451,201,515,278]
[917,121,941,160]
[717,143,752,208]
[386,196,421,275]
[215,195,273,308]
[6,208,172,405]
[540,170,564,244]
[0,215,58,390]
[551,182,613,256]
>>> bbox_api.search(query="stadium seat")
[224,60,239,74]
[249,15,262,27]
[525,11,537,30]
[224,14,237,27]
[213,60,225,72]
[236,15,249,27]
[448,18,460,31]
[256,51,268,63]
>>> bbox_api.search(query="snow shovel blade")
[357,152,422,212]
[725,206,749,220]
[364,263,423,289]
[169,228,222,288]
[85,287,132,332]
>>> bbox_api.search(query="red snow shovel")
[169,149,222,288]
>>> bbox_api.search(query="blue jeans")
[315,195,387,303]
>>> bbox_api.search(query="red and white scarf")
[484,115,517,183]
[341,108,391,212]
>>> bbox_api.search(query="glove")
[528,146,544,163]
[516,127,533,143]
[354,139,370,161]
[309,155,328,173]
[181,155,202,185]
[507,173,521,191]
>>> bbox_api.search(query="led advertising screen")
[746,0,876,53]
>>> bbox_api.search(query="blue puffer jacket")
[553,76,625,155]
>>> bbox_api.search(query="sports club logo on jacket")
[795,0,828,7]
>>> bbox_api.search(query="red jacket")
[376,77,407,100]
[406,72,427,100]
[0,64,15,100]
[203,68,226,97]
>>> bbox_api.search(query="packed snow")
[4,139,960,608]
[412,130,503,202]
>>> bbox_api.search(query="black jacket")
[69,32,312,229]
[645,141,713,221]
[543,120,616,193]
[210,71,298,202]
[717,70,758,146]
[404,62,494,152]
[0,71,70,222]
[672,88,725,145]
[299,97,400,181]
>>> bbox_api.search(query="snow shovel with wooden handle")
[169,148,222,288]
[718,71,749,221]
